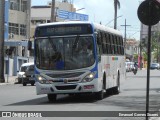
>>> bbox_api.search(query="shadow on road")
[5,91,116,106]
[97,88,160,111]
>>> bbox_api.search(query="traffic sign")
[58,9,89,21]
[137,0,160,25]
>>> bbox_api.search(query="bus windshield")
[35,36,95,70]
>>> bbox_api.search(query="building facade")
[140,22,160,63]
[30,1,76,37]
[4,0,31,76]
[140,22,160,43]
[4,0,86,76]
[6,0,31,40]
[125,39,140,62]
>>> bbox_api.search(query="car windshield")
[27,65,34,71]
[20,66,28,72]
[35,36,95,70]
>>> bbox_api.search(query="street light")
[105,15,123,26]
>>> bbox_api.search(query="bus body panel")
[35,78,102,95]
[98,55,125,90]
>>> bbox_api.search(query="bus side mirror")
[28,41,32,50]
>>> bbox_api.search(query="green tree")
[114,0,120,29]
[151,32,160,62]
[0,0,5,83]
[141,32,160,62]
[143,52,147,61]
[133,53,138,61]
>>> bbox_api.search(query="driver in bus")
[79,42,93,67]
[79,44,92,55]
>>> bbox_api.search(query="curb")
[0,83,14,86]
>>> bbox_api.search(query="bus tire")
[48,94,57,102]
[114,72,120,94]
[31,83,34,86]
[95,90,104,100]
[23,82,26,86]
[95,74,106,100]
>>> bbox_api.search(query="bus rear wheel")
[47,94,57,102]
[113,73,120,94]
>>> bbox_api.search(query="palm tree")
[0,0,5,83]
[114,0,120,29]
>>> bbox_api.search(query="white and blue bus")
[33,21,125,101]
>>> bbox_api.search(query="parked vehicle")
[17,62,35,86]
[150,63,160,70]
[125,62,131,72]
[130,62,135,71]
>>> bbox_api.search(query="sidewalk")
[0,75,17,85]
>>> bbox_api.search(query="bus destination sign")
[35,24,93,37]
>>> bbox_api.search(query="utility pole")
[51,0,56,22]
[121,19,131,58]
[0,0,5,83]
[140,23,143,70]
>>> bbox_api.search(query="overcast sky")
[32,0,141,40]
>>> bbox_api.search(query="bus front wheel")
[47,94,57,102]
[95,90,104,100]
[95,76,106,100]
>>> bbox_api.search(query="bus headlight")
[82,72,96,82]
[37,75,50,84]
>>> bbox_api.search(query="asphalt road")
[0,69,160,120]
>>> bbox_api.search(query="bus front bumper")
[36,79,101,95]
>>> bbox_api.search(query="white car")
[125,62,131,72]
[17,62,34,83]
[130,62,135,71]
[150,63,160,70]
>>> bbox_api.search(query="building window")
[10,0,28,13]
[9,23,19,35]
[20,24,26,36]
[21,0,27,12]
[10,0,20,11]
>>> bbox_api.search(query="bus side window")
[97,32,103,55]
[111,35,115,54]
[117,36,120,55]
[102,32,107,54]
[120,37,124,55]
[120,37,123,46]
[113,36,116,55]
[108,34,112,54]
[115,36,118,55]
[106,33,109,54]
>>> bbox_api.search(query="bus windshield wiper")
[48,37,57,52]
[72,35,79,49]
